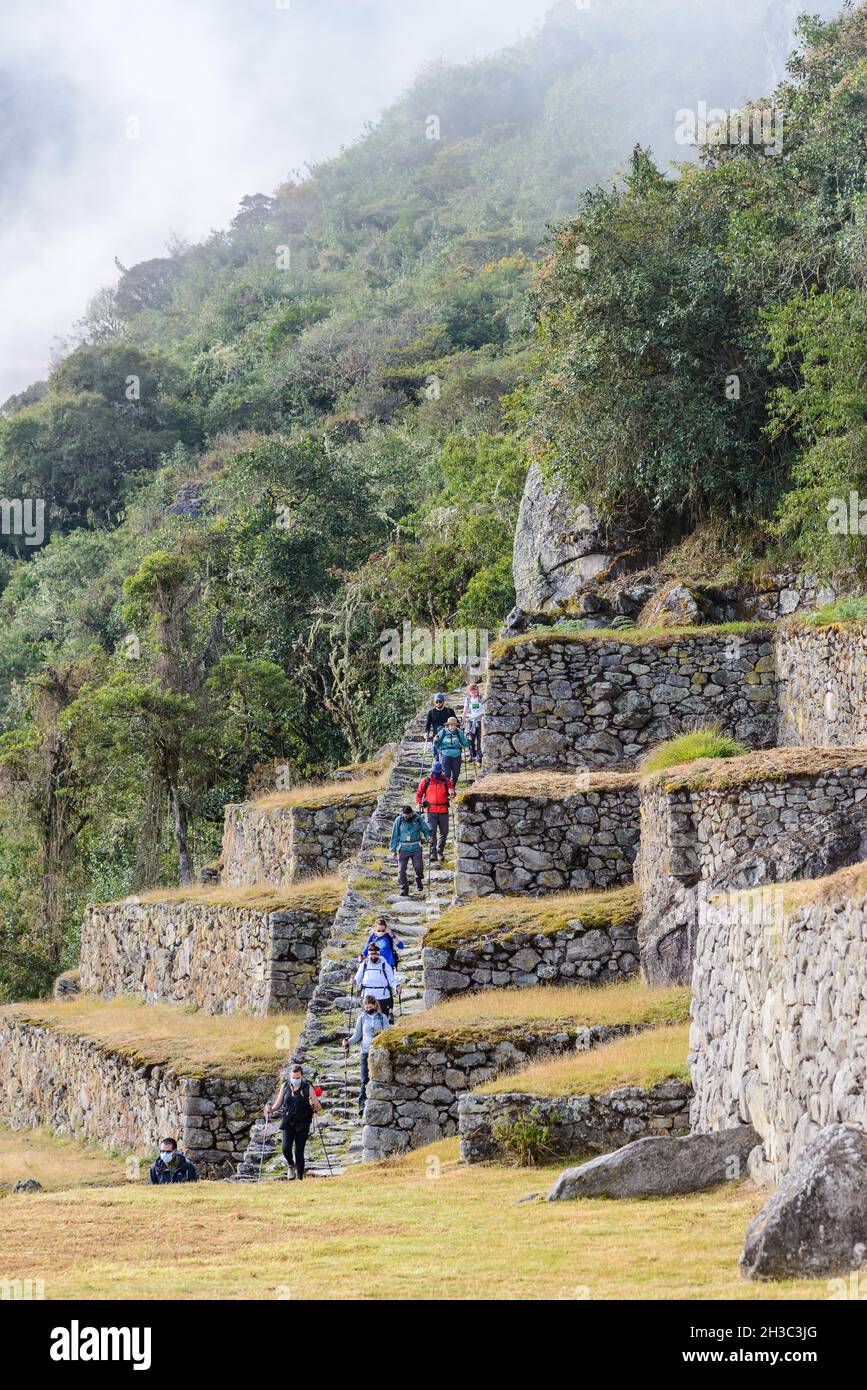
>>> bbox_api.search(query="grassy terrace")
[710,859,867,919]
[250,771,384,813]
[378,980,690,1055]
[0,996,305,1078]
[0,1138,829,1300]
[0,1122,125,1193]
[426,886,640,951]
[103,873,344,915]
[644,746,867,794]
[489,621,773,663]
[455,769,640,806]
[477,1022,690,1097]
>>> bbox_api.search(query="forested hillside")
[0,0,863,1000]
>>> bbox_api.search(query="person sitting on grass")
[148,1137,198,1184]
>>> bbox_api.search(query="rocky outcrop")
[0,1012,274,1177]
[221,793,375,887]
[80,893,338,1015]
[512,462,617,612]
[741,1125,867,1280]
[690,863,867,1182]
[454,773,640,899]
[638,751,867,987]
[547,1125,759,1201]
[483,627,777,774]
[458,1080,691,1163]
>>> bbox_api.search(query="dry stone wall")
[362,1022,636,1160]
[777,623,867,748]
[638,755,867,987]
[458,1080,692,1162]
[483,629,777,774]
[0,1013,273,1177]
[455,774,640,900]
[689,873,867,1184]
[80,898,336,1015]
[221,795,374,887]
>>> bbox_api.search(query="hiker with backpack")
[148,1137,198,1184]
[389,802,430,896]
[360,915,403,969]
[343,995,390,1114]
[265,1061,321,1182]
[424,693,456,745]
[432,717,470,788]
[354,941,397,1020]
[416,761,454,863]
[462,683,484,764]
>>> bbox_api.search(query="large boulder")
[512,462,614,612]
[547,1125,759,1201]
[638,581,707,629]
[741,1124,867,1280]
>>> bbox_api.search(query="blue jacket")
[362,930,404,967]
[148,1152,198,1184]
[434,727,469,756]
[390,812,430,852]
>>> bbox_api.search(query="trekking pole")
[314,1117,335,1175]
[257,1112,271,1184]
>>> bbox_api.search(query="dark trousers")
[467,722,482,759]
[427,810,449,857]
[398,847,424,893]
[441,754,462,786]
[281,1123,310,1179]
[359,1052,370,1113]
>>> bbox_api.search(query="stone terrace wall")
[777,623,867,748]
[458,1080,692,1163]
[689,872,867,1183]
[80,898,336,1015]
[455,773,640,900]
[221,794,375,887]
[423,900,640,1006]
[483,628,777,774]
[638,753,867,987]
[0,1013,274,1177]
[362,1022,635,1160]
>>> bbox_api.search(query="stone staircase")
[234,691,476,1180]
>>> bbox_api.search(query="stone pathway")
[234,691,476,1180]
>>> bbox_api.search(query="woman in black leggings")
[265,1062,320,1180]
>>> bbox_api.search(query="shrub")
[491,1111,557,1166]
[641,725,747,773]
[806,595,867,628]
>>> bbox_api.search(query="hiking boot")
[285,1164,296,1181]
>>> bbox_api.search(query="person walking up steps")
[265,1062,320,1181]
[354,941,396,1019]
[416,761,453,863]
[424,692,456,747]
[433,717,470,788]
[390,803,430,896]
[462,683,484,764]
[343,995,390,1114]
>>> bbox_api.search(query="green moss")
[425,886,640,950]
[488,621,774,665]
[803,595,867,629]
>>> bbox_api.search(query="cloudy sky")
[0,0,557,402]
[0,0,843,404]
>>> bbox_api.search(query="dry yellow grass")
[0,1137,830,1300]
[645,746,867,793]
[426,886,640,949]
[0,1123,124,1193]
[456,769,640,804]
[0,996,305,1078]
[489,621,773,664]
[478,1022,690,1097]
[122,873,344,914]
[250,773,383,812]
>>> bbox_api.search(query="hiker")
[360,915,404,969]
[354,941,397,1020]
[416,760,454,863]
[265,1061,321,1182]
[343,995,390,1114]
[389,802,430,896]
[424,692,456,744]
[148,1137,198,1185]
[462,683,484,763]
[433,716,470,788]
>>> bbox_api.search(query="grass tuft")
[804,595,867,629]
[640,725,748,773]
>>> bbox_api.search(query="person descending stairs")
[234,689,477,1180]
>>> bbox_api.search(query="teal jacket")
[433,728,469,756]
[390,812,430,852]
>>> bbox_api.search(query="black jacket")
[148,1152,198,1184]
[276,1080,314,1129]
[424,705,456,737]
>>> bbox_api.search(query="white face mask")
[290,1077,303,1089]
[160,1151,175,1164]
